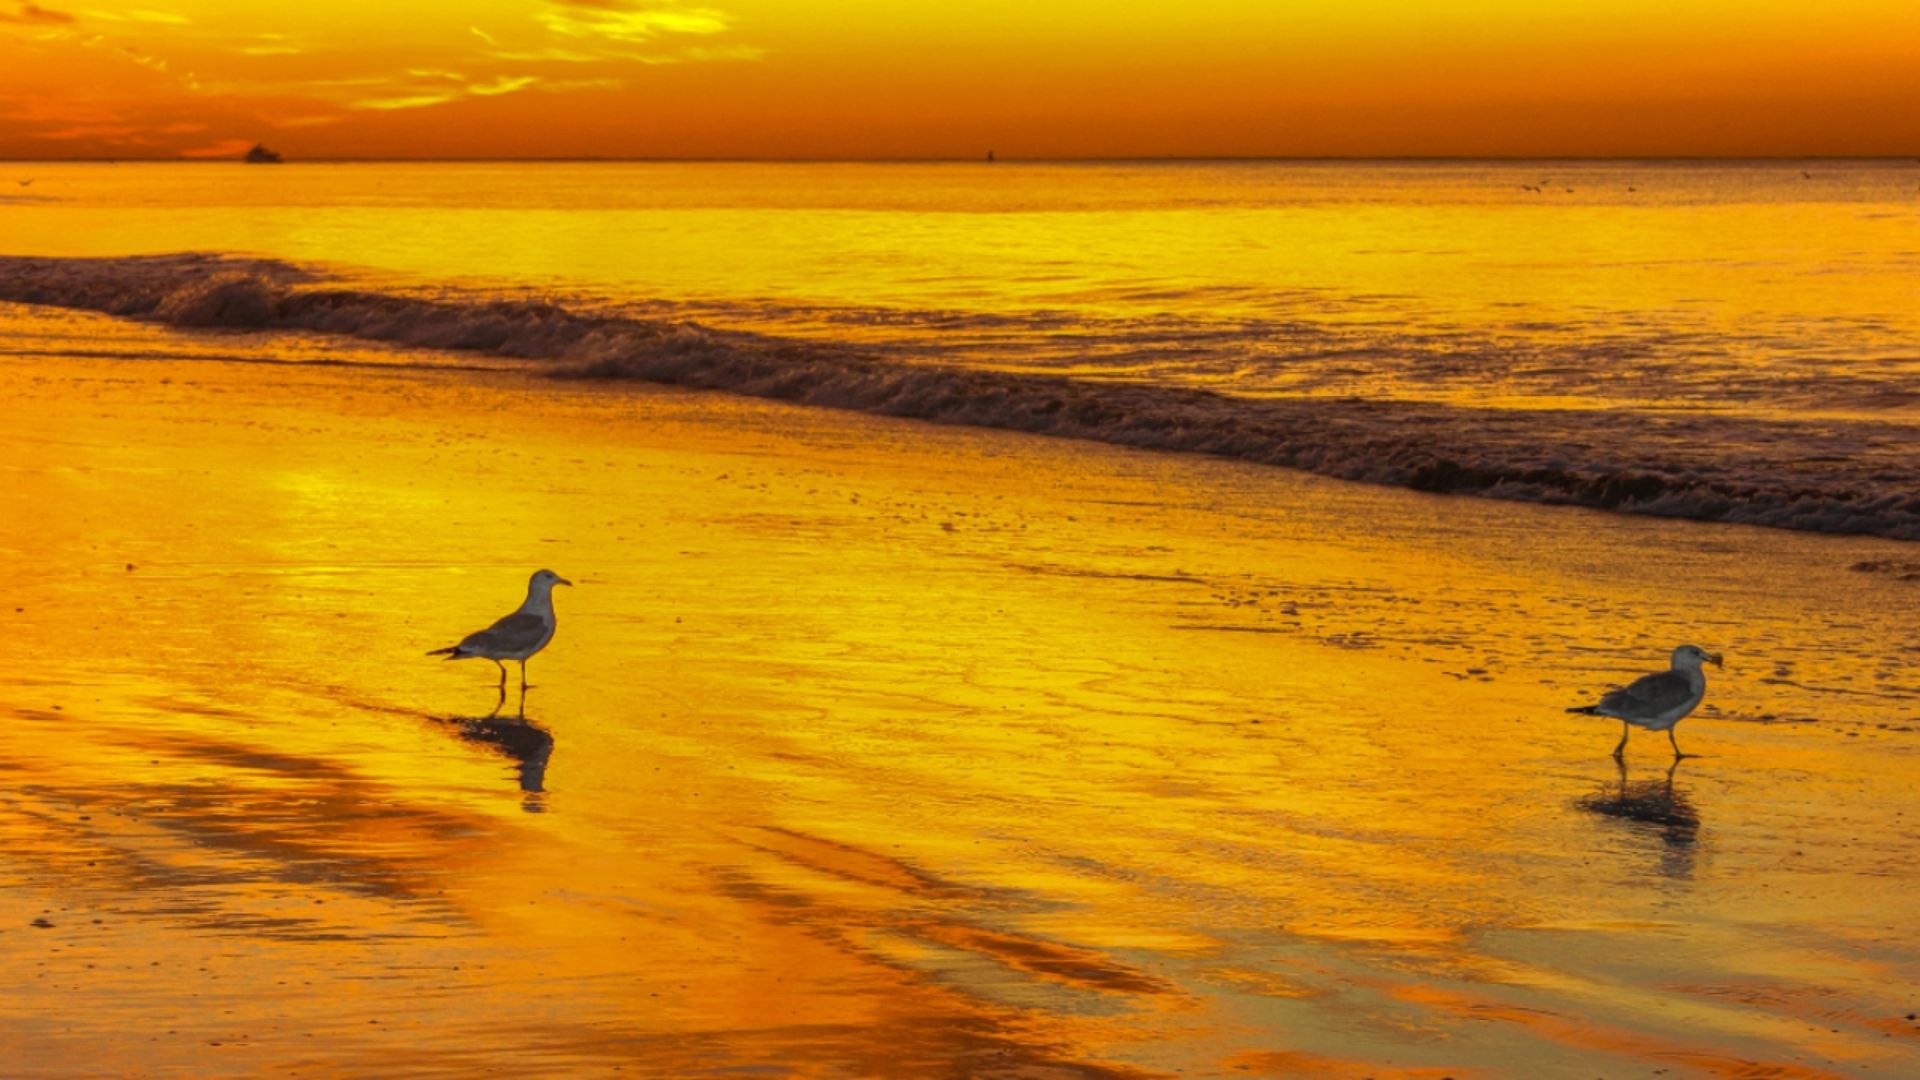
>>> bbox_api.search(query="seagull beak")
[1708,652,1724,668]
[556,577,574,587]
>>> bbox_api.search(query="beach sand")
[2,302,1918,1077]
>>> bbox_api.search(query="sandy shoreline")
[3,303,1918,1077]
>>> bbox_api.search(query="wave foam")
[5,253,1918,541]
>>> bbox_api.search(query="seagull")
[1568,645,1723,760]
[428,569,572,702]
[16,179,32,187]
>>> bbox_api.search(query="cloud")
[350,72,540,111]
[3,14,203,97]
[0,2,74,24]
[119,42,167,71]
[536,1,729,44]
[81,7,186,22]
[469,75,538,96]
[598,43,764,66]
[352,92,463,112]
[467,2,756,66]
[239,33,299,56]
[481,45,602,63]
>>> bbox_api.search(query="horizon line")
[3,153,1918,165]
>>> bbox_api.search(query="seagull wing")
[1597,670,1696,721]
[458,611,549,655]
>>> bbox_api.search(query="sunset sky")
[3,0,1917,159]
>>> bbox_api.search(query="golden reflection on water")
[5,160,1920,419]
[2,305,1919,1076]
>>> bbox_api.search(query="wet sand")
[2,303,1918,1077]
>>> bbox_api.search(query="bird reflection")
[449,714,555,801]
[1577,758,1700,878]
[482,678,532,723]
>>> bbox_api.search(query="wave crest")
[154,274,280,328]
[4,253,1918,541]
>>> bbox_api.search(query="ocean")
[5,159,1919,536]
[7,159,1920,1075]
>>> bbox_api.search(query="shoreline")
[2,305,1917,1076]
[6,156,1919,165]
[6,262,1919,544]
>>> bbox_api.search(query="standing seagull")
[428,570,572,703]
[1568,644,1723,760]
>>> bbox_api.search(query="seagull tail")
[1565,705,1601,715]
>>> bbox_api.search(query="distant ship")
[243,143,283,164]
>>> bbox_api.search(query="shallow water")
[5,161,1920,537]
[6,159,1920,409]
[2,306,1917,1075]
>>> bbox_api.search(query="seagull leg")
[1612,722,1629,760]
[1668,728,1694,760]
[519,658,533,692]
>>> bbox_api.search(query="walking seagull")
[428,570,572,702]
[1568,645,1723,760]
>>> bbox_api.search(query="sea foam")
[4,253,1918,541]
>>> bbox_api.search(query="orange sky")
[2,1,1917,159]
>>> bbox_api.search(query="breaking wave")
[5,253,1920,541]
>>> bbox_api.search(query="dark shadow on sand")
[5,706,493,936]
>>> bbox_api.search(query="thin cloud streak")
[536,2,730,44]
[238,34,300,56]
[470,75,539,96]
[82,7,187,23]
[350,72,542,111]
[0,1,75,24]
[353,92,462,112]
